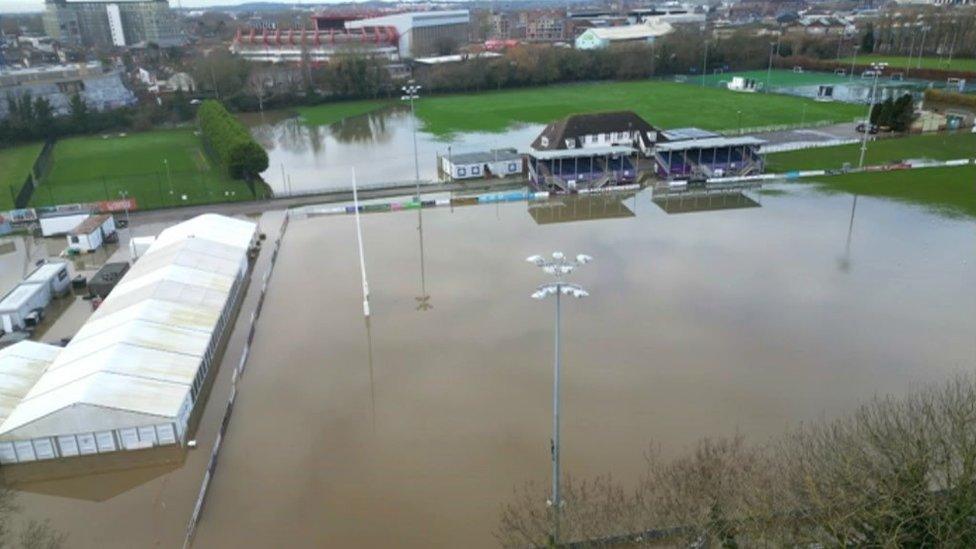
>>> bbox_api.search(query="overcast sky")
[1,0,369,14]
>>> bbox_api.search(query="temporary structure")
[0,214,256,464]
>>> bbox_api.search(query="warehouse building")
[345,10,470,59]
[0,214,256,465]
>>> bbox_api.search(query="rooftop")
[531,111,656,151]
[0,214,257,443]
[448,149,521,164]
[654,136,766,152]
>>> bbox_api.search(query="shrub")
[197,99,268,180]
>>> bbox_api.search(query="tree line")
[197,99,268,180]
[497,373,976,548]
[0,90,195,148]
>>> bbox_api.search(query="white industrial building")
[0,214,256,465]
[345,10,470,59]
[574,19,673,50]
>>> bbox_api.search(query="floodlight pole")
[527,252,592,546]
[859,62,886,168]
[402,81,422,201]
[551,281,562,543]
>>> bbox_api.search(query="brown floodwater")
[193,186,975,548]
[244,107,542,194]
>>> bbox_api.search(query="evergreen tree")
[861,24,875,54]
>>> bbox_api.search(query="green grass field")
[34,129,267,210]
[0,143,44,210]
[766,132,976,172]
[839,54,976,73]
[804,165,976,219]
[296,99,392,126]
[411,80,863,136]
[690,69,851,89]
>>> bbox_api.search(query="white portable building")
[0,284,49,333]
[0,214,256,464]
[39,214,91,237]
[441,149,523,180]
[66,214,116,253]
[23,262,71,300]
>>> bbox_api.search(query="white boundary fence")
[760,138,861,154]
[182,211,291,549]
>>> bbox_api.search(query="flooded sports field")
[193,185,975,547]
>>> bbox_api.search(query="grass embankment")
[691,69,851,89]
[0,143,44,210]
[33,129,266,210]
[296,99,392,126]
[839,55,976,73]
[766,132,976,172]
[812,166,976,219]
[296,80,863,136]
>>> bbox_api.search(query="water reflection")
[652,189,761,214]
[528,193,637,224]
[839,195,858,273]
[415,208,432,312]
[3,446,185,502]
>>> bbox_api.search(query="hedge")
[197,100,269,180]
[924,88,976,109]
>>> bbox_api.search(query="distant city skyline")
[2,0,402,15]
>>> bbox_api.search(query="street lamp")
[766,41,776,94]
[401,81,422,201]
[858,62,887,168]
[527,251,592,545]
[850,45,858,81]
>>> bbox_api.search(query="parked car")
[856,123,880,134]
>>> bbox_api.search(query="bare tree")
[497,374,976,548]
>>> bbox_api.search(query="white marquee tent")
[0,214,256,464]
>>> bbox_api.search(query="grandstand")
[525,111,653,191]
[651,128,765,180]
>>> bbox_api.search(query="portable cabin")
[23,262,71,300]
[441,149,523,180]
[67,215,116,253]
[0,284,49,333]
[39,213,91,237]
